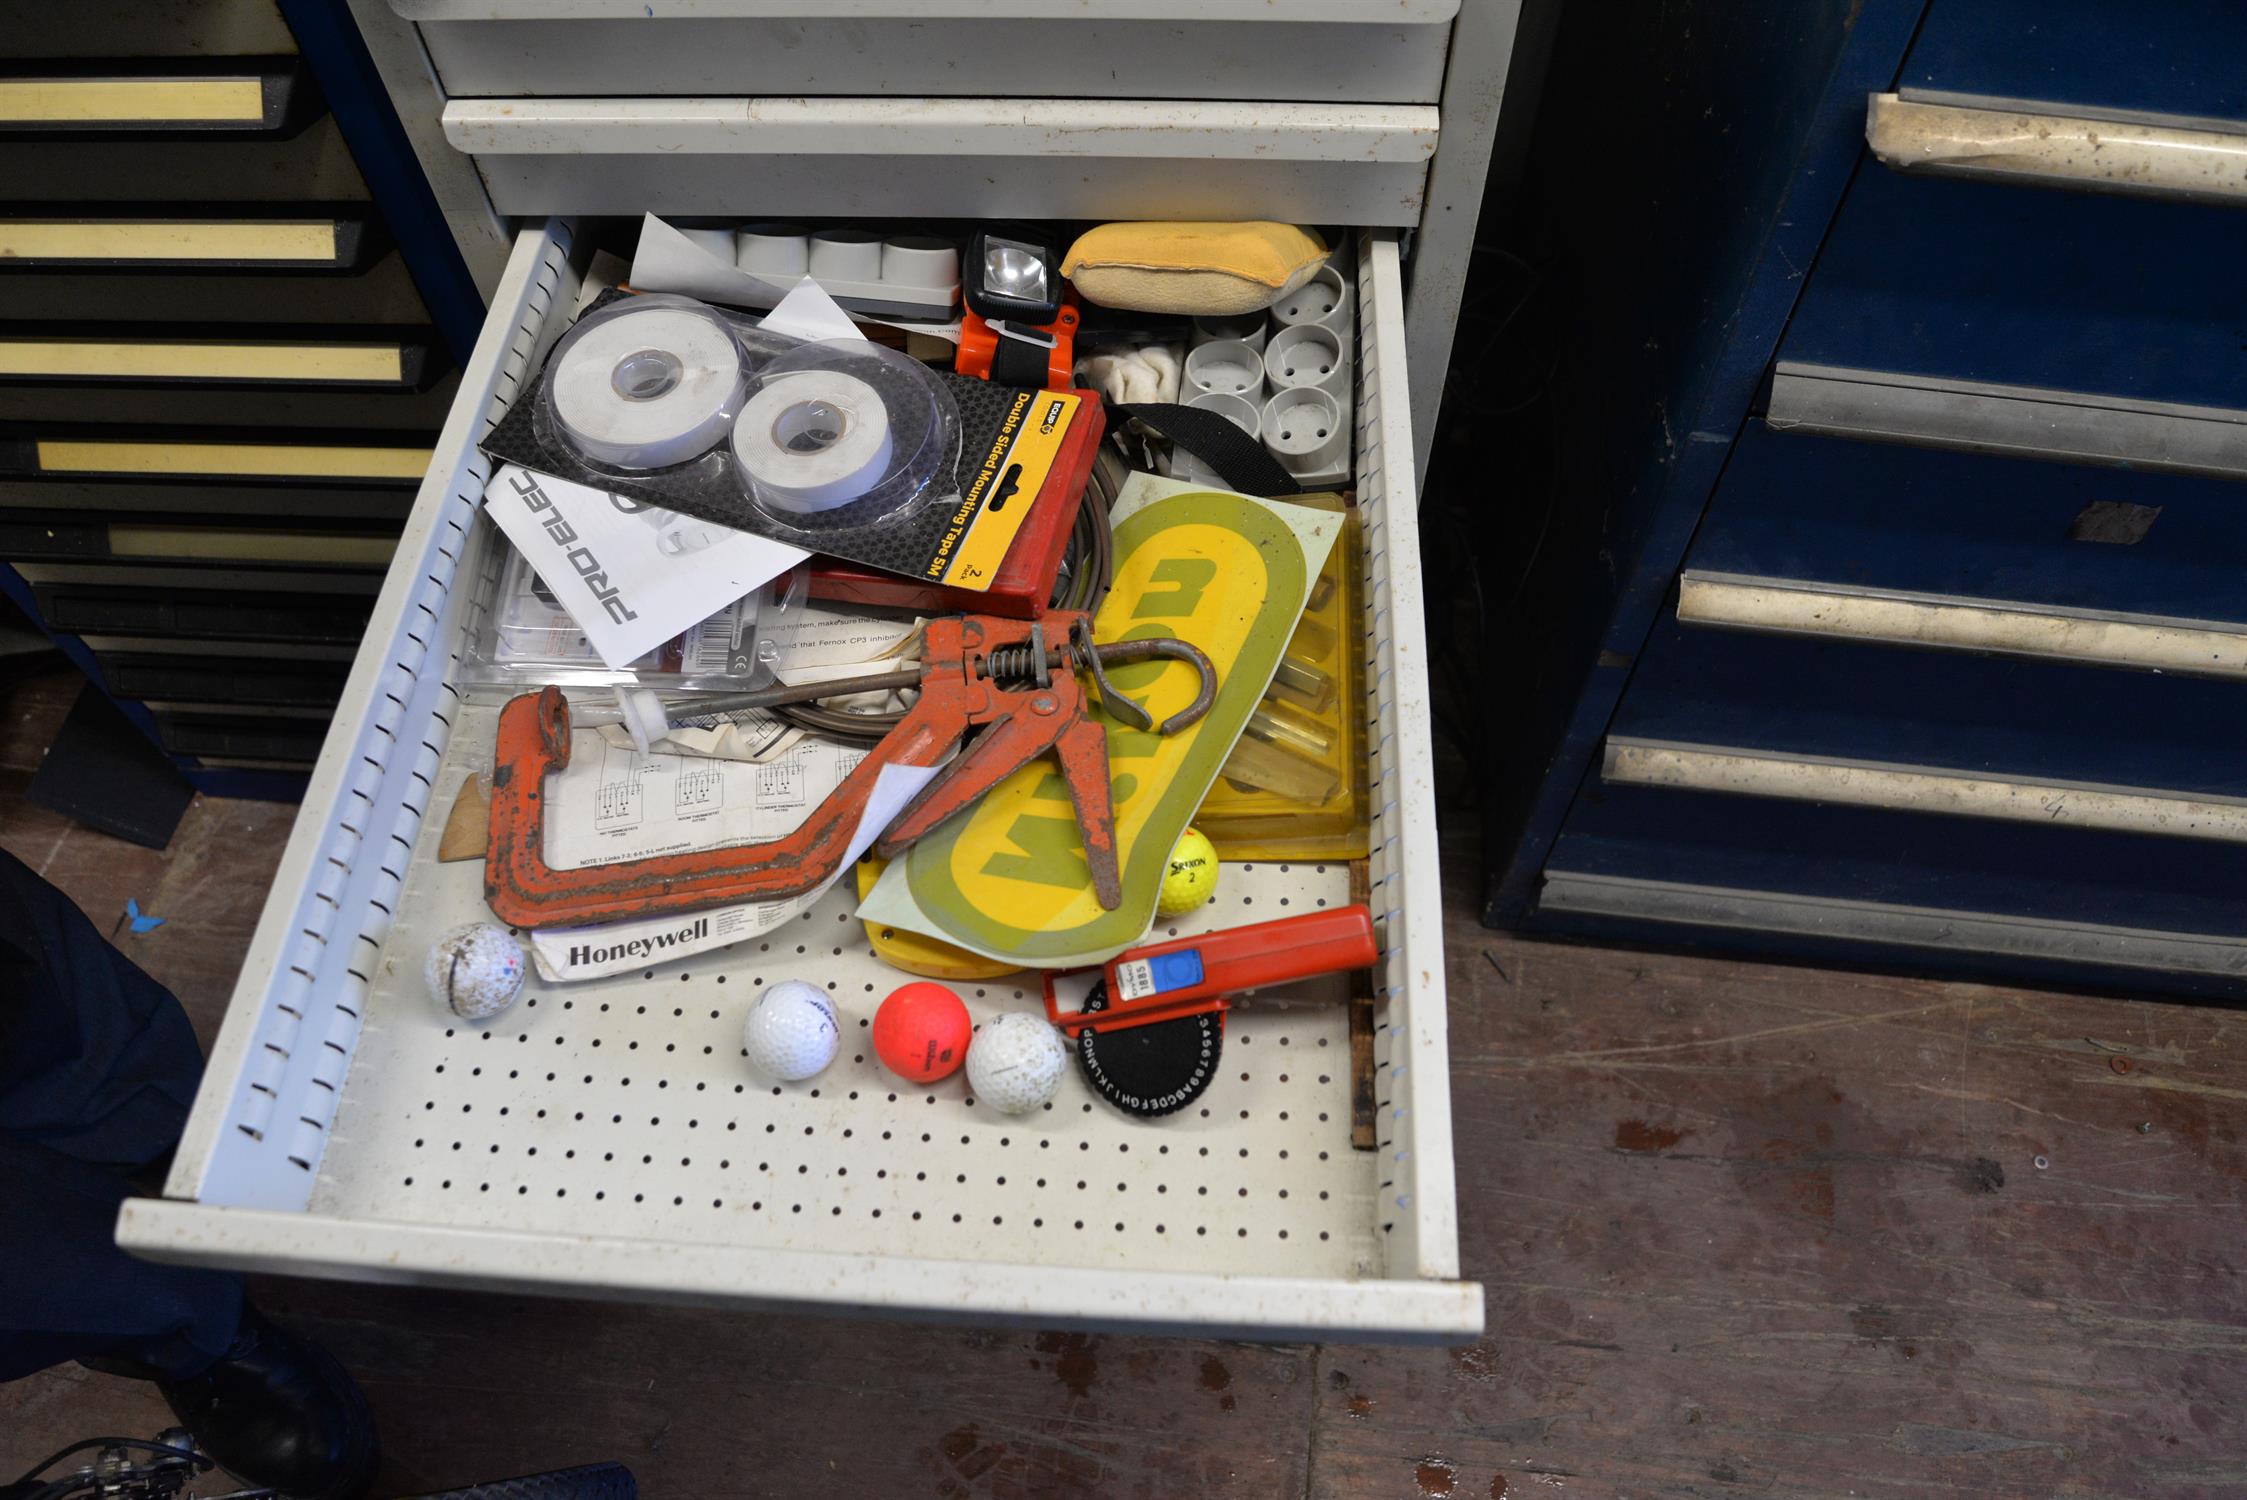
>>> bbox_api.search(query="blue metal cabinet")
[1490,0,2247,1000]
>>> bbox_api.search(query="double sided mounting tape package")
[482,291,1089,588]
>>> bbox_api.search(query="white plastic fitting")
[880,236,960,292]
[807,228,884,282]
[736,224,810,277]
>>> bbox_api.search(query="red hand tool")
[483,610,1216,930]
[1041,906,1378,1117]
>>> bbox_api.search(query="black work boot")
[156,1304,377,1500]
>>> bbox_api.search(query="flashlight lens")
[982,238,1049,303]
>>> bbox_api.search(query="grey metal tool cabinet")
[118,2,1522,1341]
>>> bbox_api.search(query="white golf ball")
[965,1013,1069,1115]
[425,922,527,1021]
[743,980,840,1082]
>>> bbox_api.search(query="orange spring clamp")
[483,610,1216,930]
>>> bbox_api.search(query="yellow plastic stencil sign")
[860,478,1340,967]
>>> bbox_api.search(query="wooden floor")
[2,666,2242,1499]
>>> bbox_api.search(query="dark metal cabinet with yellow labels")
[0,0,483,794]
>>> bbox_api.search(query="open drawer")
[118,220,1476,1342]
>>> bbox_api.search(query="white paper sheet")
[482,464,808,672]
[528,731,938,981]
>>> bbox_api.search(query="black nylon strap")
[989,326,1051,387]
[1117,403,1302,498]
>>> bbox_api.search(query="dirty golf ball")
[1156,826,1221,917]
[965,1013,1069,1114]
[425,922,527,1021]
[872,982,973,1084]
[742,980,840,1082]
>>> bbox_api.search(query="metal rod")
[677,667,925,719]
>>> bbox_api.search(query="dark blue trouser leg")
[0,847,244,1382]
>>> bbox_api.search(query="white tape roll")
[730,369,896,514]
[550,301,747,470]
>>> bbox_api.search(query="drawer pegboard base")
[319,703,1391,1282]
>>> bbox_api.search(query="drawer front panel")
[1542,780,2247,992]
[1685,423,2247,633]
[0,254,429,328]
[15,0,295,59]
[1611,616,2247,833]
[416,13,1453,105]
[0,116,371,202]
[98,650,352,708]
[1902,0,2247,125]
[1867,94,2247,207]
[1776,168,2247,416]
[444,98,1439,226]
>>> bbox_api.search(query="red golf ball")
[873,982,973,1084]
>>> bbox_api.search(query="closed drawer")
[0,510,399,567]
[14,0,295,60]
[0,254,429,327]
[94,643,353,708]
[154,705,332,764]
[0,63,311,137]
[1868,0,2247,233]
[1866,93,2247,208]
[1538,780,2247,1001]
[1776,168,2247,416]
[0,325,449,420]
[1680,423,2247,674]
[0,114,371,202]
[1605,616,2247,849]
[1768,165,2247,476]
[0,476,417,525]
[443,97,1440,225]
[18,559,384,643]
[1900,0,2247,125]
[399,0,1457,105]
[118,221,1475,1341]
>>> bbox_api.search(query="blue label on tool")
[1114,949,1207,1001]
[1149,950,1205,993]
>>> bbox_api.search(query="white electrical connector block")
[731,224,960,317]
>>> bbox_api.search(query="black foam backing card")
[480,290,1031,581]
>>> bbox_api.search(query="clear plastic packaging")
[546,295,755,471]
[458,535,791,693]
[728,337,960,539]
